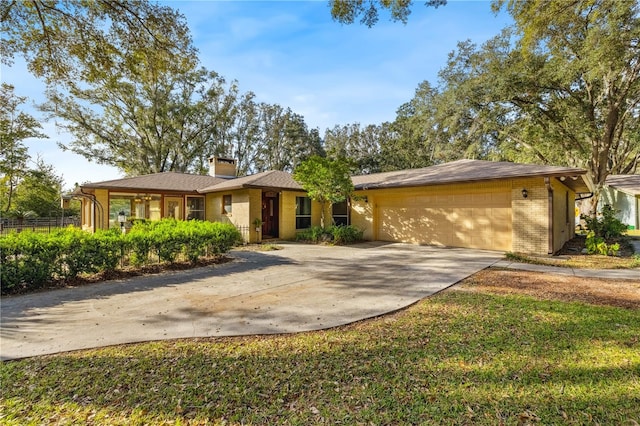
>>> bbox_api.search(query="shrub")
[0,231,60,293]
[1,220,242,295]
[296,225,363,245]
[581,205,627,256]
[581,204,627,239]
[52,227,123,278]
[125,224,154,266]
[126,219,242,264]
[296,226,327,243]
[585,231,620,256]
[329,225,364,244]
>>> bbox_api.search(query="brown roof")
[79,172,226,193]
[606,174,640,196]
[198,170,303,193]
[77,160,591,195]
[352,159,589,192]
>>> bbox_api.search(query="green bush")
[125,224,154,266]
[295,226,328,243]
[296,225,363,245]
[585,231,620,256]
[329,224,364,244]
[1,220,242,295]
[581,204,627,239]
[581,205,627,256]
[53,227,123,278]
[0,231,60,292]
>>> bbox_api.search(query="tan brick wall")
[206,189,261,242]
[511,178,549,254]
[205,193,224,223]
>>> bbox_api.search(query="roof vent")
[208,157,237,179]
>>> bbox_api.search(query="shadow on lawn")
[2,290,638,424]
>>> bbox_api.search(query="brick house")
[75,158,589,255]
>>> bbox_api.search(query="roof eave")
[354,171,588,191]
[199,183,304,194]
[83,184,202,194]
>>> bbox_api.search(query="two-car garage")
[351,159,590,255]
[375,190,512,251]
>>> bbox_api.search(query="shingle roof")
[605,174,640,196]
[77,160,591,195]
[79,172,227,193]
[352,159,589,192]
[198,170,303,193]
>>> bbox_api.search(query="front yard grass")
[1,270,639,425]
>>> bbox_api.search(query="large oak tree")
[329,0,445,27]
[388,0,639,212]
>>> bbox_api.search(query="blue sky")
[3,0,513,189]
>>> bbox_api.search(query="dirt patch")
[457,268,640,309]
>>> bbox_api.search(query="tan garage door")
[376,191,512,251]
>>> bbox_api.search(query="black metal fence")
[0,217,80,235]
[236,225,250,243]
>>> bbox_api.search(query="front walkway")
[494,238,640,280]
[493,259,639,280]
[1,242,502,360]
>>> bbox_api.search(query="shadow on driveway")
[1,242,503,360]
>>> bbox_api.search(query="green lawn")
[1,281,639,425]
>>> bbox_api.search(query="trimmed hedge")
[0,220,242,295]
[296,225,364,245]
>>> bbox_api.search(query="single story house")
[75,157,589,255]
[600,174,640,231]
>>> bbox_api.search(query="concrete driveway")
[1,242,502,360]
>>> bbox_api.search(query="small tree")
[293,156,354,228]
[0,83,46,213]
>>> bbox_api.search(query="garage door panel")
[377,192,512,251]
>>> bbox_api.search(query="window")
[296,196,311,229]
[222,194,232,214]
[108,193,160,228]
[332,200,349,226]
[186,196,205,220]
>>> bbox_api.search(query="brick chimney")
[208,157,237,178]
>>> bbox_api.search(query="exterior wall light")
[118,211,127,234]
[521,189,528,199]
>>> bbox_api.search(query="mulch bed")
[558,234,635,257]
[5,255,233,296]
[458,268,640,310]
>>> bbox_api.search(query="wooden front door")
[262,192,279,238]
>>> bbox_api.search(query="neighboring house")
[75,158,589,255]
[601,174,640,231]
